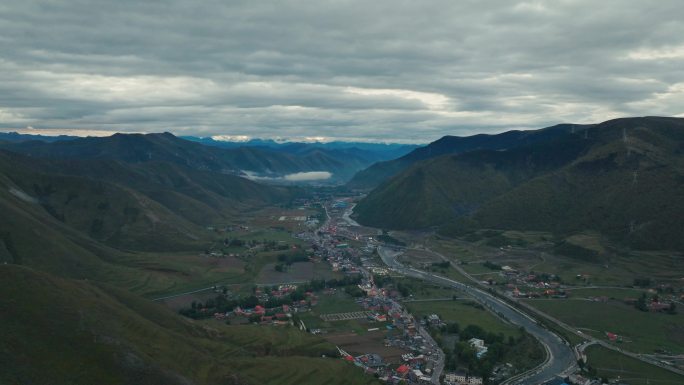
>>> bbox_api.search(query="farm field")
[117,252,248,297]
[585,345,684,385]
[460,262,502,275]
[326,330,406,364]
[256,261,338,285]
[397,248,442,266]
[396,279,462,300]
[429,233,684,289]
[566,287,647,299]
[405,299,520,339]
[523,299,684,354]
[315,292,366,314]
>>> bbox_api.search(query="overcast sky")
[1,1,683,142]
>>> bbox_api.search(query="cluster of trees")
[437,323,542,384]
[576,360,609,383]
[377,231,406,246]
[274,252,310,271]
[180,294,261,319]
[633,277,652,287]
[373,274,411,297]
[179,276,365,320]
[524,271,562,283]
[483,261,501,271]
[223,238,246,247]
[299,275,362,291]
[634,293,677,314]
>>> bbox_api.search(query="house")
[427,314,441,326]
[396,364,410,376]
[468,338,485,348]
[468,338,488,359]
[444,373,483,385]
[648,302,671,312]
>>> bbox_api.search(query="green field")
[405,299,520,338]
[567,287,647,299]
[133,228,313,298]
[297,291,370,333]
[585,345,684,385]
[316,294,363,313]
[460,262,501,275]
[524,299,684,353]
[392,278,461,299]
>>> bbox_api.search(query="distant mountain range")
[181,135,417,158]
[353,117,684,252]
[0,132,417,183]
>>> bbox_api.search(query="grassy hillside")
[355,117,684,252]
[464,117,684,251]
[0,147,305,298]
[355,132,591,228]
[0,149,296,251]
[0,265,380,385]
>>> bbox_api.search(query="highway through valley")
[378,246,577,385]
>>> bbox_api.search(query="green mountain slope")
[354,117,684,251]
[0,265,379,385]
[0,150,293,252]
[0,147,302,296]
[465,117,684,251]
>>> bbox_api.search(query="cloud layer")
[1,1,683,142]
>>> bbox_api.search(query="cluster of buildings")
[443,373,483,385]
[467,338,488,359]
[222,304,293,325]
[211,284,321,325]
[500,271,567,299]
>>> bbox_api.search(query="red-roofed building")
[396,365,410,376]
[254,305,265,315]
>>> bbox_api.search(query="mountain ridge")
[353,117,684,251]
[346,123,591,189]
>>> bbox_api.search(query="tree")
[635,293,648,312]
[667,302,677,315]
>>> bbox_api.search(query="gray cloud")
[1,0,683,142]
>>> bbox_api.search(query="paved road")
[378,247,577,385]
